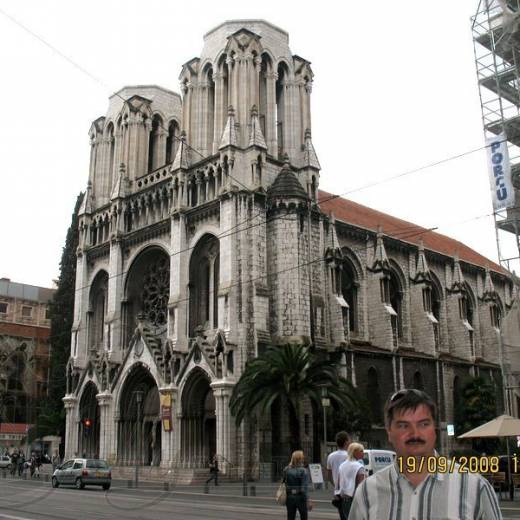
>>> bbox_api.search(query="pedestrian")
[52,451,61,472]
[283,450,312,520]
[10,450,18,477]
[337,443,365,519]
[326,431,351,519]
[17,452,25,477]
[206,454,219,486]
[349,389,502,520]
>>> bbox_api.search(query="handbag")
[275,481,287,505]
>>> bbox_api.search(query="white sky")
[0,0,518,288]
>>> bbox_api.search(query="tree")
[455,376,498,454]
[229,343,358,451]
[35,192,84,440]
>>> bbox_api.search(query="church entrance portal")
[78,382,100,458]
[117,364,161,466]
[181,369,216,468]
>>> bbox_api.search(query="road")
[2,477,520,519]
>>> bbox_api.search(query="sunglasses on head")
[390,388,426,403]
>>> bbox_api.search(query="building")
[0,278,54,427]
[63,20,516,479]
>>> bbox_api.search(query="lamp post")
[134,390,144,488]
[321,387,330,469]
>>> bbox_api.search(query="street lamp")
[321,387,330,468]
[134,390,144,488]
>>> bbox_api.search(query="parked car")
[52,458,111,490]
[0,455,12,470]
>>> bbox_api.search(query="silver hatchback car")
[52,458,111,490]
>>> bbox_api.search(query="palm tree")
[229,343,358,451]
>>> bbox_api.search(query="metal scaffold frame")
[472,0,520,273]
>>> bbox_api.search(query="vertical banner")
[160,393,172,432]
[486,133,515,211]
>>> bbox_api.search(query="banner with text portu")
[160,393,172,432]
[486,133,515,211]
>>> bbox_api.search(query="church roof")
[268,165,308,200]
[318,190,506,275]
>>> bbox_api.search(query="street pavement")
[2,473,520,519]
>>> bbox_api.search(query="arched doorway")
[78,382,100,458]
[181,369,216,468]
[117,364,161,466]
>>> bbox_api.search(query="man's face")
[386,404,436,459]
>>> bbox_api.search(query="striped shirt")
[349,461,502,520]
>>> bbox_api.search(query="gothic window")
[259,54,272,137]
[275,62,289,158]
[490,302,502,329]
[142,257,170,327]
[459,284,475,355]
[367,367,382,424]
[166,120,179,163]
[148,114,163,172]
[189,235,220,337]
[124,247,170,346]
[413,371,424,391]
[89,271,108,351]
[106,123,115,192]
[203,65,215,152]
[389,273,402,340]
[341,259,358,333]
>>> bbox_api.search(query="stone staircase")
[110,466,236,485]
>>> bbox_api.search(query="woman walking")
[283,450,312,520]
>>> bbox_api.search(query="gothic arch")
[166,118,180,164]
[78,381,100,458]
[88,270,108,352]
[340,250,362,334]
[188,234,220,336]
[123,246,170,347]
[149,113,164,172]
[116,362,161,466]
[180,367,216,467]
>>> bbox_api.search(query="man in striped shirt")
[349,389,502,520]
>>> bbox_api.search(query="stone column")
[159,385,177,467]
[211,380,235,472]
[96,392,113,461]
[63,395,78,459]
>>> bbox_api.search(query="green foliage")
[331,395,373,439]
[455,376,499,454]
[229,344,358,451]
[36,193,83,439]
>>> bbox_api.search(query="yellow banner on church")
[160,393,172,432]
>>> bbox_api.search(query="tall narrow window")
[341,260,358,333]
[166,120,178,163]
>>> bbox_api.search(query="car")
[0,455,12,470]
[52,458,111,490]
[362,449,396,476]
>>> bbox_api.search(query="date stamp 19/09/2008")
[397,456,515,474]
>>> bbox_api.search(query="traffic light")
[83,418,92,435]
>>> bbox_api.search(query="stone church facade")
[63,20,515,479]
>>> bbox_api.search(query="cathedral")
[64,20,515,480]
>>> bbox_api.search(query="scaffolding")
[472,0,520,273]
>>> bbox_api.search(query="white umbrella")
[458,415,520,439]
[458,415,520,500]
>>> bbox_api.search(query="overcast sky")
[0,0,517,288]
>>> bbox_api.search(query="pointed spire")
[371,226,390,272]
[219,106,238,149]
[78,181,93,216]
[248,105,267,149]
[483,266,497,301]
[413,239,431,283]
[172,131,190,170]
[330,214,341,250]
[111,163,128,201]
[303,128,321,169]
[451,253,466,292]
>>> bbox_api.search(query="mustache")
[405,438,426,445]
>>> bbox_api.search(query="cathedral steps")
[110,466,236,485]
